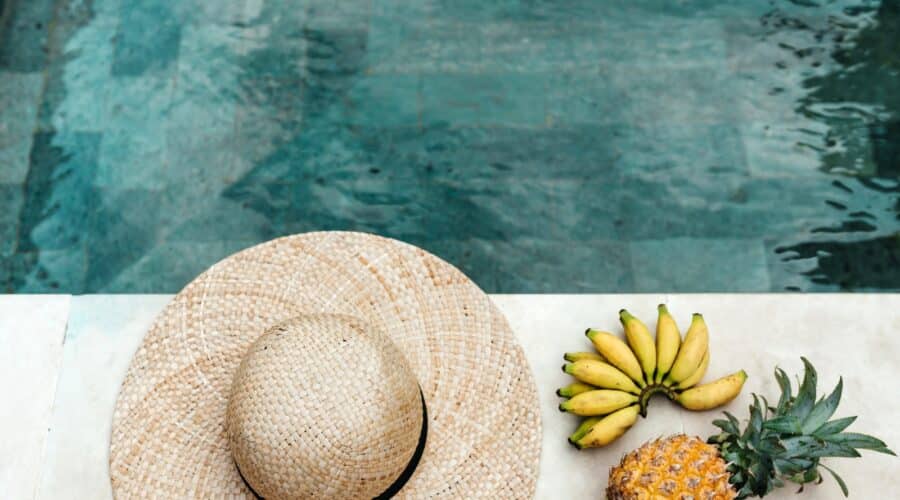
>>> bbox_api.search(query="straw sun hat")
[109,232,541,498]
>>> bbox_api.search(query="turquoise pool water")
[1,0,898,293]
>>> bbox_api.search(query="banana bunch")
[558,305,747,449]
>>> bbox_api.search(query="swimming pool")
[1,0,898,293]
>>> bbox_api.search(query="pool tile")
[168,197,275,243]
[238,2,328,82]
[302,28,368,108]
[94,140,168,190]
[19,132,100,253]
[0,143,32,185]
[95,130,168,190]
[0,0,54,71]
[84,189,167,291]
[99,240,258,292]
[578,17,728,71]
[0,184,22,257]
[870,120,900,177]
[0,72,43,183]
[233,72,306,147]
[424,238,634,293]
[162,139,245,200]
[95,76,174,189]
[820,120,880,176]
[227,125,308,186]
[763,238,836,292]
[236,38,306,82]
[182,0,251,26]
[477,23,574,74]
[103,74,176,127]
[742,115,881,181]
[740,174,847,230]
[610,65,742,126]
[303,0,370,32]
[0,256,8,293]
[416,124,624,179]
[34,66,68,131]
[88,0,124,20]
[600,126,852,243]
[111,0,182,76]
[345,74,421,127]
[165,107,233,150]
[629,238,771,292]
[42,17,115,133]
[614,185,764,241]
[770,233,900,292]
[227,124,630,241]
[367,20,476,74]
[0,72,43,137]
[175,23,244,89]
[422,73,547,127]
[614,121,748,176]
[496,239,634,293]
[166,27,241,150]
[240,0,307,38]
[740,121,828,177]
[14,247,87,292]
[366,2,423,71]
[423,0,609,23]
[544,71,628,126]
[378,20,575,75]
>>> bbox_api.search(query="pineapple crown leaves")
[707,357,895,499]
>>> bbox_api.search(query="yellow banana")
[559,389,638,416]
[569,405,640,449]
[619,309,656,384]
[556,381,596,398]
[564,351,605,363]
[665,313,708,385]
[676,370,747,410]
[676,349,709,390]
[563,360,641,394]
[585,329,645,387]
[654,304,681,384]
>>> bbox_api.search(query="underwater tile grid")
[0,0,898,293]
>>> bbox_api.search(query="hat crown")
[225,314,423,499]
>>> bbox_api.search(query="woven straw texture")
[109,232,541,498]
[226,315,424,499]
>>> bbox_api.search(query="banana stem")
[637,384,677,417]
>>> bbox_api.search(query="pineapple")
[607,358,894,499]
[609,435,735,499]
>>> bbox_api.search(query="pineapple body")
[607,435,736,500]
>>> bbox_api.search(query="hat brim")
[109,232,541,498]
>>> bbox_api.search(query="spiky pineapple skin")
[607,435,736,500]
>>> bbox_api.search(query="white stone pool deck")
[1,294,898,499]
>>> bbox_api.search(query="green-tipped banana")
[675,349,709,390]
[665,313,708,385]
[557,381,596,398]
[563,360,641,395]
[569,405,640,449]
[559,389,639,416]
[619,309,656,384]
[568,416,602,443]
[654,304,681,384]
[564,351,604,363]
[676,370,747,410]
[585,329,645,387]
